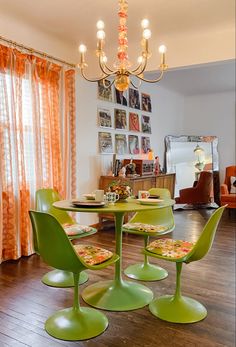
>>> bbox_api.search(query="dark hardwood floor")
[0,209,235,347]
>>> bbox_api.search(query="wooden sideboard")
[98,173,176,225]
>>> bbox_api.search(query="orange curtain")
[0,44,76,263]
[62,70,77,199]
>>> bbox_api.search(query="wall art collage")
[97,79,152,155]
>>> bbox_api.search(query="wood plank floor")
[0,209,235,347]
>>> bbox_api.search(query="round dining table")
[53,198,175,311]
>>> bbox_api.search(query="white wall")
[76,76,184,225]
[183,91,235,183]
[0,11,75,62]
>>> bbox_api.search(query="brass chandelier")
[78,0,168,92]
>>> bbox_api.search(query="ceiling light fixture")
[78,0,168,91]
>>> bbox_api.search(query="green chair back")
[29,210,84,273]
[186,205,226,263]
[129,188,175,231]
[149,188,171,199]
[36,188,74,225]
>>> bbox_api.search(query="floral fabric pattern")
[73,244,113,265]
[63,223,94,236]
[0,44,76,263]
[147,238,195,259]
[123,223,168,233]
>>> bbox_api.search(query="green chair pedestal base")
[124,263,168,281]
[45,307,108,341]
[82,279,153,311]
[42,270,88,287]
[149,295,207,323]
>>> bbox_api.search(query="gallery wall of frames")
[97,79,153,155]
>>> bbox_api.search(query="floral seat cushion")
[123,222,168,233]
[146,238,195,259]
[63,223,94,236]
[73,244,113,265]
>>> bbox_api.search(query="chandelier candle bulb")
[141,18,149,29]
[101,55,108,64]
[97,30,106,40]
[78,44,87,65]
[137,56,143,64]
[159,45,166,66]
[142,29,151,40]
[79,44,87,53]
[96,20,105,30]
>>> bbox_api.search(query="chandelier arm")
[130,55,148,75]
[130,79,142,89]
[136,58,148,75]
[130,62,144,74]
[102,63,115,73]
[136,70,164,83]
[80,68,110,82]
[98,55,115,74]
[98,56,115,74]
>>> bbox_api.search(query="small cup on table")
[95,189,105,202]
[105,192,119,205]
[138,190,150,199]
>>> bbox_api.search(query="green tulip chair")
[29,210,119,340]
[35,189,97,287]
[144,205,226,323]
[122,188,175,281]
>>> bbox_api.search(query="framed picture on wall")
[141,115,152,133]
[115,87,128,106]
[98,108,112,128]
[98,132,113,154]
[141,136,151,154]
[141,93,152,112]
[129,112,140,132]
[114,109,127,130]
[129,88,140,109]
[97,79,113,102]
[128,135,140,154]
[115,134,128,154]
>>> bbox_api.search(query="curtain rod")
[0,35,76,68]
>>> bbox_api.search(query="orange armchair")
[175,171,213,204]
[220,166,236,209]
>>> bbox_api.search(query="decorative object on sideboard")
[78,0,168,92]
[123,159,154,176]
[118,166,126,178]
[107,180,132,201]
[154,156,161,175]
[147,148,155,160]
[125,159,136,176]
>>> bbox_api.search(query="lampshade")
[194,144,204,155]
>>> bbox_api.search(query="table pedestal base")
[82,279,153,311]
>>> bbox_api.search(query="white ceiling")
[0,0,235,47]
[0,0,235,95]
